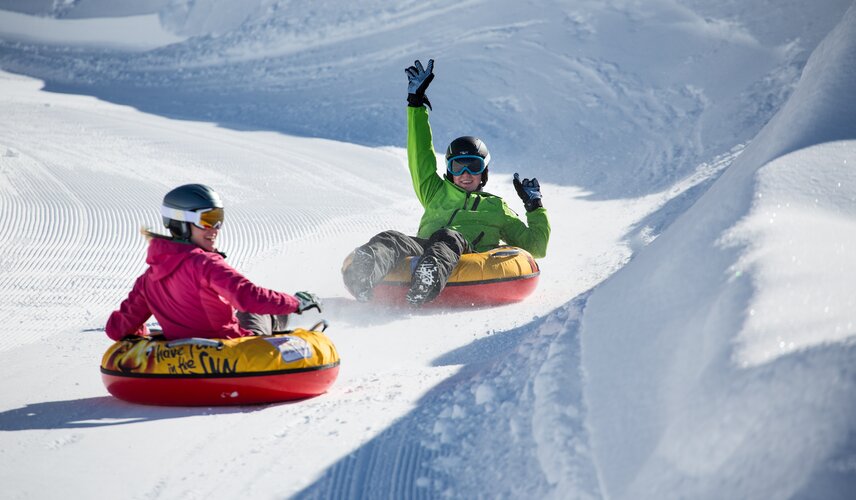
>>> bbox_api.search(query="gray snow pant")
[346,228,470,295]
[235,311,291,336]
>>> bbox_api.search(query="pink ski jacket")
[106,237,299,341]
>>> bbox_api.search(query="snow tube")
[346,246,540,307]
[101,326,339,406]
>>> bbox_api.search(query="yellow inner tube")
[102,328,339,377]
[379,246,539,285]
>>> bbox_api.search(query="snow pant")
[345,228,471,298]
[235,311,291,336]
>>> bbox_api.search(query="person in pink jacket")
[106,184,321,341]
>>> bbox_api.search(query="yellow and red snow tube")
[369,246,540,307]
[101,327,339,406]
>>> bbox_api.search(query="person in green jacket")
[343,58,550,306]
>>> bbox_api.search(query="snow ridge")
[581,3,856,498]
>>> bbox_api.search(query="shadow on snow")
[291,294,597,499]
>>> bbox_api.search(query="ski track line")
[0,142,400,352]
[0,151,149,349]
[76,100,403,207]
[0,85,402,350]
[223,205,387,270]
[40,105,408,267]
[294,413,443,499]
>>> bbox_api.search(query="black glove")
[513,173,543,212]
[406,59,434,109]
[294,291,322,314]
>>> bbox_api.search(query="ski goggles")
[446,155,488,176]
[161,206,224,230]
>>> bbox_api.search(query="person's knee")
[430,228,467,250]
[236,311,273,336]
[369,230,406,245]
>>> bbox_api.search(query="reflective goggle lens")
[195,207,224,229]
[447,155,486,176]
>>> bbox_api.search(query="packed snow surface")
[1,1,855,498]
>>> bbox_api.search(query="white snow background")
[1,0,855,498]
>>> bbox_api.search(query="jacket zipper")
[444,192,472,227]
[471,196,481,211]
[471,231,485,248]
[445,193,484,250]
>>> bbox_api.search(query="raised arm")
[406,59,444,206]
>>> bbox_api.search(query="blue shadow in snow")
[290,298,589,499]
[0,396,279,430]
[431,324,531,367]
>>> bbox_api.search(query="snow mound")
[581,3,856,498]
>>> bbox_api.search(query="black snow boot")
[343,248,377,302]
[406,256,443,306]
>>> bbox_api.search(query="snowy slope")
[2,0,850,197]
[0,68,651,498]
[1,0,855,499]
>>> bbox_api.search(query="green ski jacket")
[407,106,550,258]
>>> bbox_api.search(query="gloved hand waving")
[513,173,543,212]
[294,291,322,314]
[406,59,434,109]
